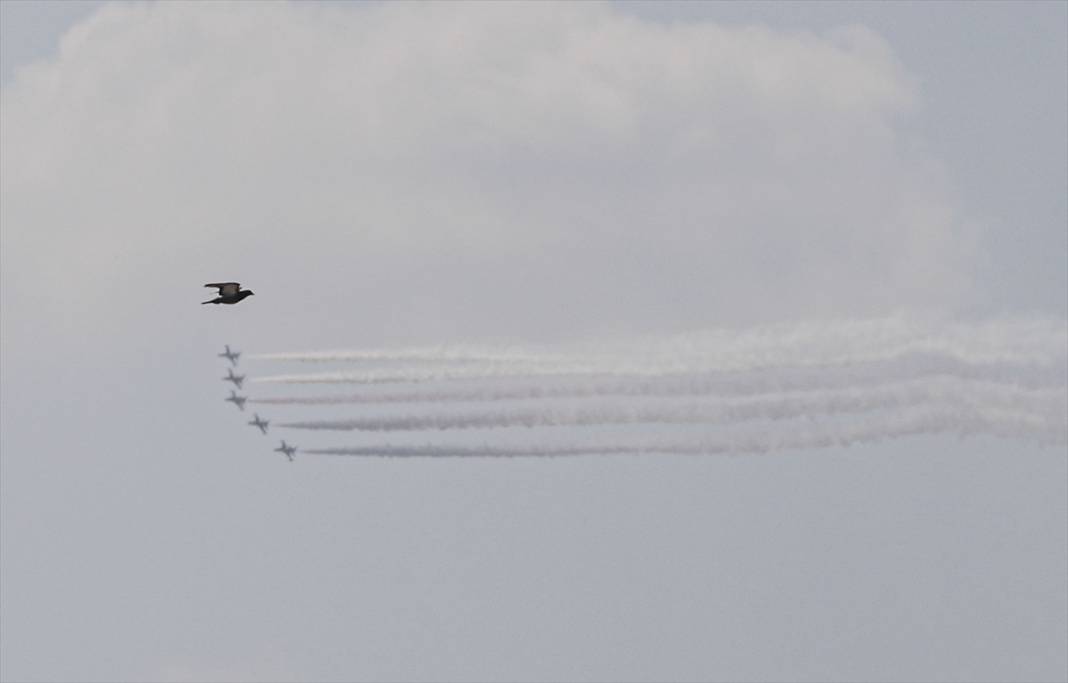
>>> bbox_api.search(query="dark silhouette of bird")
[202,282,255,305]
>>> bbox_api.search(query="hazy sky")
[1,2,1065,682]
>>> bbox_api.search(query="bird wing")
[205,282,241,296]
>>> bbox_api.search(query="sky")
[1,2,1066,682]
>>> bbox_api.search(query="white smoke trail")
[251,351,1065,405]
[251,357,1065,386]
[250,318,1067,386]
[303,404,1065,458]
[276,378,1067,443]
[244,316,1067,457]
[249,345,544,364]
[251,316,1068,377]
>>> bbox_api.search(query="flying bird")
[202,282,254,305]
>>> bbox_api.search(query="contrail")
[303,404,1066,458]
[250,351,1065,404]
[277,379,1067,443]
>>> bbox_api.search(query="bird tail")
[202,299,216,305]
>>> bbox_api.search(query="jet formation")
[215,345,295,461]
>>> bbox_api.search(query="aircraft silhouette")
[248,414,269,434]
[274,440,297,462]
[225,390,247,411]
[222,368,245,389]
[218,345,240,366]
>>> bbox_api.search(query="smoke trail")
[251,351,1065,405]
[250,318,1068,386]
[251,316,1068,374]
[250,356,1065,386]
[249,346,545,364]
[303,404,1066,458]
[244,316,1067,458]
[276,379,1067,443]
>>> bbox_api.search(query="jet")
[202,282,255,306]
[248,413,269,434]
[218,345,240,366]
[274,440,297,462]
[225,390,247,411]
[222,368,245,389]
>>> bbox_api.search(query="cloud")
[2,2,975,346]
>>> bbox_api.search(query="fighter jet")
[202,282,255,306]
[248,413,269,434]
[222,368,245,389]
[225,390,247,411]
[274,440,297,462]
[218,345,240,366]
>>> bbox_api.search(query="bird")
[202,282,255,305]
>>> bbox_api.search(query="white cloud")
[1,2,975,344]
